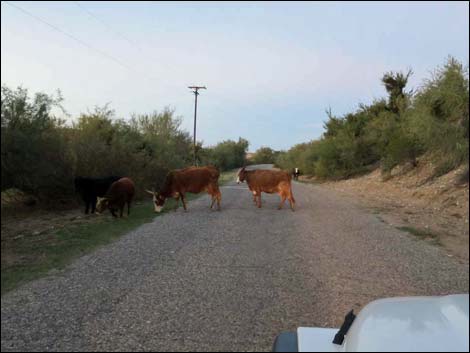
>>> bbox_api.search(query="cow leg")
[278,194,287,210]
[120,206,124,218]
[288,195,295,211]
[174,196,180,211]
[91,197,97,214]
[257,192,262,208]
[127,201,131,216]
[288,188,296,211]
[110,208,118,218]
[215,186,221,211]
[252,191,257,204]
[209,185,221,211]
[85,202,90,214]
[181,194,187,211]
[208,186,215,209]
[289,197,295,211]
[210,195,216,209]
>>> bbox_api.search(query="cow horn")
[145,189,156,195]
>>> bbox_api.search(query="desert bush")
[251,147,279,164]
[200,138,249,171]
[71,107,194,196]
[1,86,241,202]
[407,57,469,176]
[276,56,468,180]
[1,87,75,200]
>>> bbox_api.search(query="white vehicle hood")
[298,294,469,352]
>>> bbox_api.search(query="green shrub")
[275,56,468,181]
[1,87,75,200]
[381,127,422,173]
[199,138,249,171]
[1,86,243,202]
[408,57,469,176]
[251,147,279,164]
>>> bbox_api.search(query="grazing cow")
[292,168,301,181]
[237,167,295,210]
[74,176,122,214]
[146,166,221,212]
[95,177,135,218]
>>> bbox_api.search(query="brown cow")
[96,177,135,218]
[237,167,295,210]
[146,166,221,212]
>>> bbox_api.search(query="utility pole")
[188,85,206,166]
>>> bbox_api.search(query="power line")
[74,1,191,89]
[4,1,133,71]
[73,1,193,90]
[73,1,141,51]
[73,4,237,118]
[4,1,236,131]
[3,1,185,90]
[74,2,231,105]
[72,2,238,112]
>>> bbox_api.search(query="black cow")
[74,176,122,214]
[292,168,300,181]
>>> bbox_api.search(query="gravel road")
[2,165,468,351]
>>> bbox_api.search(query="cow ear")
[145,189,155,196]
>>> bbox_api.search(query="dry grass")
[322,159,469,261]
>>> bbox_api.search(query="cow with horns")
[147,166,221,212]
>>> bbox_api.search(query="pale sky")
[1,1,469,150]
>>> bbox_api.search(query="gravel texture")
[2,165,468,352]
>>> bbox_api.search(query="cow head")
[95,197,109,214]
[146,189,165,213]
[237,167,246,184]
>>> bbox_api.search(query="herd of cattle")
[74,166,298,218]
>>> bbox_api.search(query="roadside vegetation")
[1,86,249,203]
[249,146,280,165]
[275,57,469,181]
[1,85,249,294]
[1,169,236,294]
[198,138,249,171]
[2,200,157,294]
[396,226,441,246]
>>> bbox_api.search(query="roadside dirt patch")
[2,186,105,274]
[1,205,98,269]
[310,163,469,262]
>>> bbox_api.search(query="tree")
[381,69,413,114]
[1,86,74,198]
[252,147,278,164]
